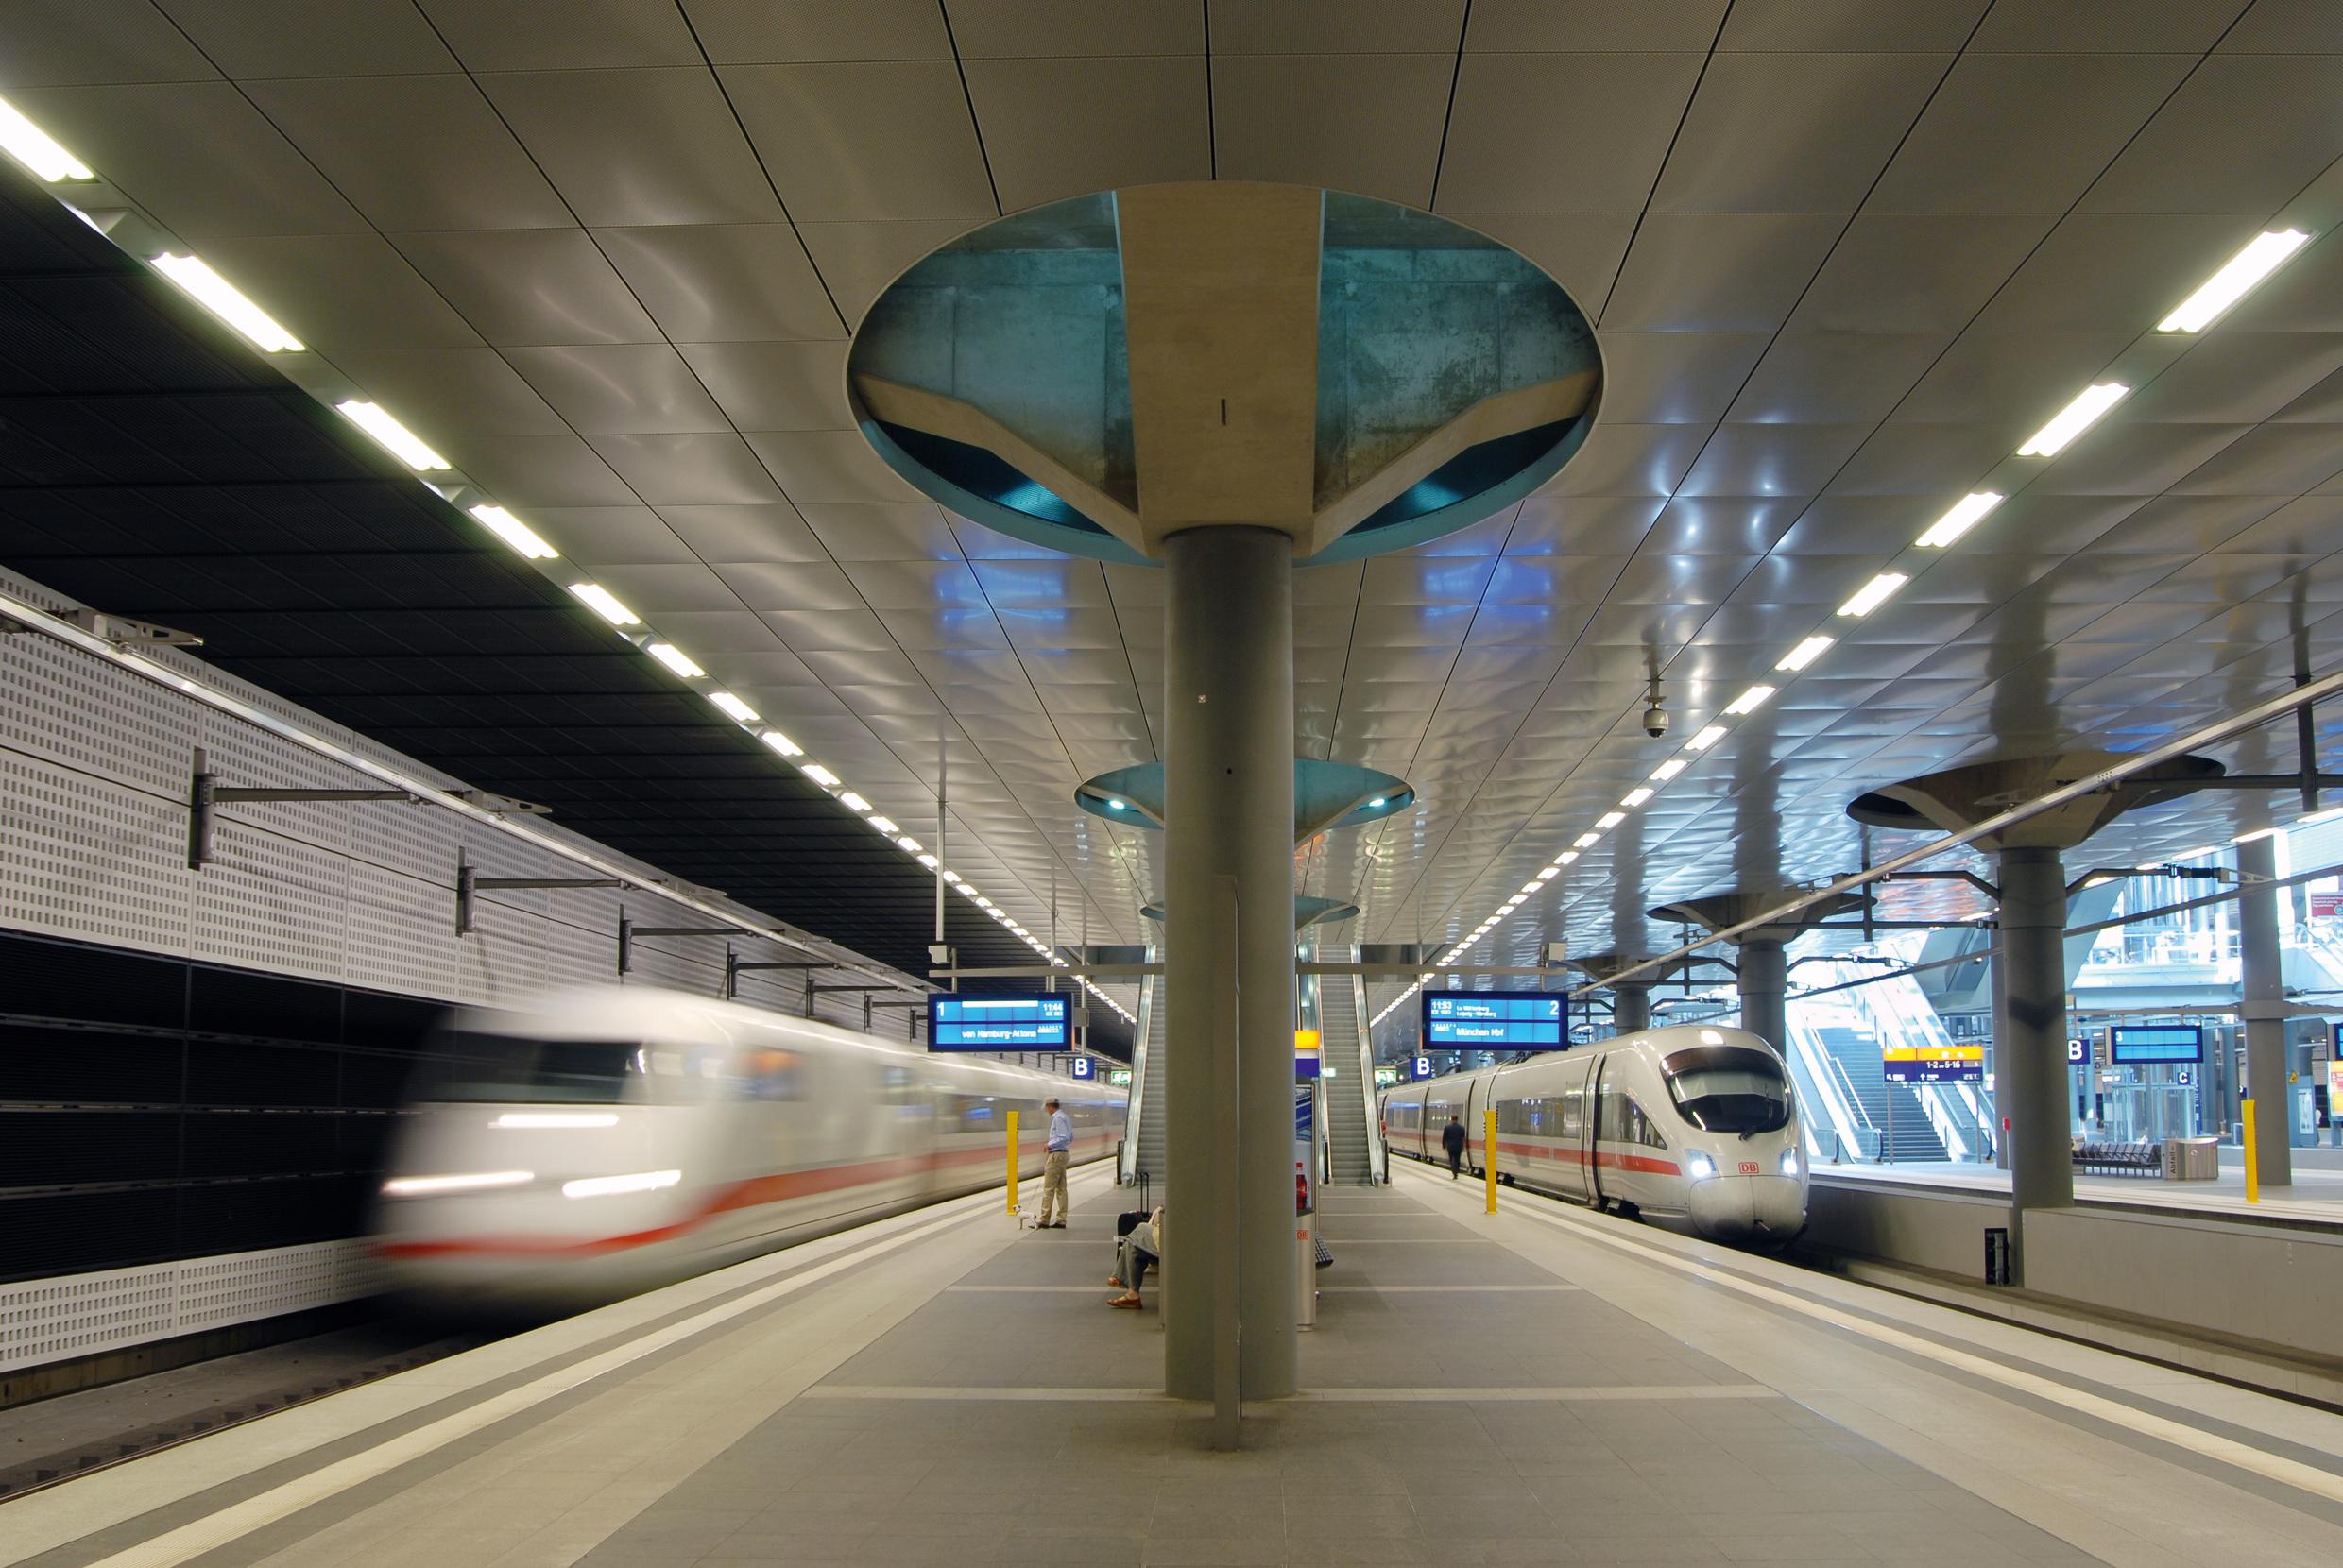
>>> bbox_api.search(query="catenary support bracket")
[454,848,623,935]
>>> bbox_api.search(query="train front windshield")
[414,1031,649,1103]
[1660,1045,1791,1134]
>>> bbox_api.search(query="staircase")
[1319,964,1376,1184]
[1123,972,1171,1189]
[1814,1026,1948,1162]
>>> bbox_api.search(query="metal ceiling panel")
[419,0,705,71]
[963,57,1209,213]
[478,69,787,228]
[1209,53,1453,207]
[686,0,954,64]
[721,61,999,222]
[591,225,843,345]
[391,230,663,347]
[658,503,829,564]
[505,344,732,435]
[1650,50,1947,213]
[1465,0,1729,52]
[675,341,852,431]
[0,0,218,86]
[946,0,1203,58]
[162,0,460,77]
[1439,52,1707,213]
[191,233,484,350]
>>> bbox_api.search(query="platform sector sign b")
[927,993,1072,1051]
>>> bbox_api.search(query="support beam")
[2237,830,2292,1189]
[454,851,624,935]
[1737,939,1787,1055]
[1997,844,2073,1281]
[1163,524,1296,1405]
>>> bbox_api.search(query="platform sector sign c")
[1420,992,1567,1049]
[927,993,1072,1050]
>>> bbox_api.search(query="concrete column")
[1736,938,1787,1055]
[1998,844,2074,1280]
[1611,982,1652,1036]
[1162,525,1297,1402]
[1989,946,2013,1168]
[2237,831,2292,1187]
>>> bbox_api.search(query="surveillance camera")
[1642,705,1669,739]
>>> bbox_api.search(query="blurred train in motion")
[1380,1025,1807,1243]
[374,986,1122,1309]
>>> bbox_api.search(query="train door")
[1582,1054,1608,1207]
[1548,1057,1595,1202]
[1462,1075,1488,1177]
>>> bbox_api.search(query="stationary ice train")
[373,986,1122,1307]
[1379,1025,1807,1243]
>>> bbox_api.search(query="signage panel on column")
[926,993,1073,1050]
[2109,1024,2203,1064]
[1882,1043,1983,1083]
[1420,991,1567,1049]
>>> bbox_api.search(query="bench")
[2072,1140,2162,1177]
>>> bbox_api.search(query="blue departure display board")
[928,993,1072,1050]
[1421,991,1566,1049]
[2110,1024,2203,1065]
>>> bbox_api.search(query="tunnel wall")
[0,567,916,1374]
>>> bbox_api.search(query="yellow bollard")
[1006,1109,1020,1215]
[2243,1099,2259,1204]
[1484,1108,1498,1216]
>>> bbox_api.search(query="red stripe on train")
[376,1131,1114,1259]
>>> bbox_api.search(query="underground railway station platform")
[11,1158,2343,1568]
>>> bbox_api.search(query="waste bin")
[2161,1136,2218,1180]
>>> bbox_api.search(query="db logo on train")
[1738,1161,1762,1176]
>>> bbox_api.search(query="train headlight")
[1685,1150,1717,1182]
[1781,1146,1802,1178]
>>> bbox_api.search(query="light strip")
[1836,572,1908,619]
[1723,685,1774,716]
[2016,383,2128,457]
[1775,635,1834,673]
[1620,787,1653,808]
[1650,758,1686,781]
[335,400,450,469]
[708,691,757,724]
[2160,230,2311,332]
[567,582,640,626]
[839,791,871,812]
[801,762,841,788]
[150,253,303,351]
[1595,811,1625,830]
[0,95,91,180]
[761,730,803,758]
[1683,724,1727,752]
[646,642,703,679]
[1915,491,2003,549]
[1573,832,1599,848]
[470,504,558,560]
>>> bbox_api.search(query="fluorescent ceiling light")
[1520,880,1543,895]
[469,504,558,559]
[869,814,898,833]
[1596,811,1625,830]
[1915,491,2005,549]
[1537,866,1559,880]
[707,691,756,724]
[837,791,871,812]
[1650,758,1686,781]
[1554,850,1579,865]
[1683,724,1728,754]
[1573,833,1599,849]
[800,762,841,788]
[646,642,703,679]
[567,582,639,626]
[1723,685,1775,716]
[150,253,303,351]
[1775,635,1834,673]
[896,836,923,853]
[0,96,91,180]
[761,730,802,758]
[917,853,938,868]
[1620,787,1653,808]
[2232,827,2278,845]
[2299,806,2343,827]
[941,869,961,885]
[2161,230,2312,332]
[335,400,449,469]
[2017,383,2128,457]
[1837,572,1908,619]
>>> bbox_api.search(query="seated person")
[1108,1207,1162,1309]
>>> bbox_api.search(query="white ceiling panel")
[946,0,1202,58]
[1650,51,1947,213]
[963,57,1209,213]
[504,344,732,435]
[1439,52,1706,213]
[193,233,484,350]
[9,81,363,237]
[687,0,953,64]
[796,219,983,327]
[658,504,829,564]
[1466,0,1728,52]
[392,230,663,347]
[1438,212,1637,316]
[1726,332,1952,423]
[798,503,964,562]
[454,435,637,507]
[162,0,458,77]
[1787,214,2054,332]
[592,224,844,344]
[746,430,925,505]
[523,507,699,568]
[421,0,704,70]
[1210,53,1453,208]
[1212,0,1462,54]
[2081,54,2338,214]
[327,346,567,437]
[0,0,216,86]
[242,75,571,232]
[479,69,787,228]
[1718,0,1989,51]
[669,342,853,432]
[722,61,999,222]
[591,433,791,506]
[1601,213,1843,331]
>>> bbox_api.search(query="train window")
[413,1031,645,1103]
[1661,1044,1790,1134]
[1599,1089,1666,1149]
[1562,1090,1582,1135]
[744,1047,806,1101]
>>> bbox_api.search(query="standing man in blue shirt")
[1037,1097,1073,1228]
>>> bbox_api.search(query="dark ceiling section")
[0,165,1095,1038]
